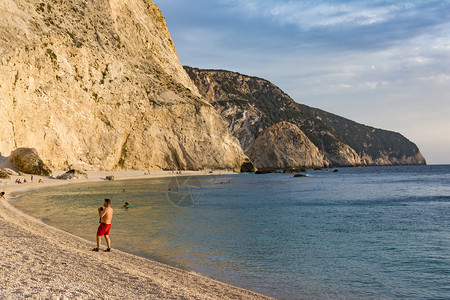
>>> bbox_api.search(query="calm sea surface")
[10,165,450,299]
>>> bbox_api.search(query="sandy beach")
[0,171,272,299]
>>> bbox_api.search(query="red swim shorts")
[97,223,111,236]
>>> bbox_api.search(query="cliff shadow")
[0,152,14,169]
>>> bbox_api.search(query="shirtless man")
[93,198,113,252]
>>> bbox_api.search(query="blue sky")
[153,0,450,164]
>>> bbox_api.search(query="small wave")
[189,270,203,276]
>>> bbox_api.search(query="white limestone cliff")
[0,0,246,170]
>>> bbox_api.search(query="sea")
[9,165,450,300]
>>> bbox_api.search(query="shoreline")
[0,170,272,299]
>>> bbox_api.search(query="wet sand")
[0,171,272,299]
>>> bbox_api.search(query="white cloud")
[417,74,450,85]
[224,0,419,30]
[431,37,450,50]
[408,56,430,65]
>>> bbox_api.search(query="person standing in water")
[93,198,113,252]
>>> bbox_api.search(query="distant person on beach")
[38,179,43,183]
[0,192,5,199]
[123,202,129,208]
[93,198,113,252]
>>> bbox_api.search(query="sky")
[153,0,450,164]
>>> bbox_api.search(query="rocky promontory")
[247,122,326,169]
[185,67,426,168]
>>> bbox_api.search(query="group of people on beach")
[15,177,43,184]
[15,178,27,184]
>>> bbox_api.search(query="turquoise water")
[11,165,450,299]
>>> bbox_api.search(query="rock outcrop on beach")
[0,0,245,171]
[0,169,11,179]
[240,160,256,173]
[185,67,426,167]
[55,169,88,180]
[9,148,52,176]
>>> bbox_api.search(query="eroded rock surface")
[185,67,426,167]
[56,169,88,180]
[9,148,52,175]
[0,0,245,171]
[247,122,326,169]
[0,169,11,179]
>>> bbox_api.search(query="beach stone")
[0,169,11,179]
[9,148,52,176]
[2,168,18,176]
[105,175,115,181]
[56,169,88,180]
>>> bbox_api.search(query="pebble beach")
[0,171,271,299]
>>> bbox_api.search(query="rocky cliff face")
[247,122,326,169]
[185,67,426,167]
[0,0,246,170]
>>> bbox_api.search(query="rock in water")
[9,148,52,176]
[284,168,307,173]
[0,0,245,171]
[255,169,276,174]
[293,174,308,178]
[247,122,326,169]
[240,160,256,173]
